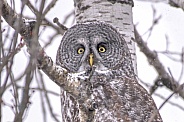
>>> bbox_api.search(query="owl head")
[56,21,133,75]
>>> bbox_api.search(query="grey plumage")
[56,21,162,122]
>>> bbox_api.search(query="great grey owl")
[56,21,162,122]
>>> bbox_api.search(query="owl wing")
[91,76,162,122]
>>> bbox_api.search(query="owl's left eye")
[77,47,85,54]
[98,46,106,53]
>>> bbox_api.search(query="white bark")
[74,0,137,74]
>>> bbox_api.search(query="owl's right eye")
[77,47,85,54]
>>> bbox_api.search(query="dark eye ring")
[98,46,106,53]
[77,47,85,54]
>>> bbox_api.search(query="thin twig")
[26,0,67,35]
[134,27,184,99]
[35,71,47,122]
[62,10,75,25]
[154,92,184,111]
[159,69,184,110]
[42,0,58,17]
[39,71,60,122]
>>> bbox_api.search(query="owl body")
[56,22,162,122]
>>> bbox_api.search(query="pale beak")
[89,53,94,66]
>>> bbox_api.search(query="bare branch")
[1,0,26,36]
[13,62,35,122]
[26,0,67,35]
[154,92,184,111]
[62,10,75,25]
[134,27,184,99]
[1,0,80,100]
[1,0,64,121]
[38,71,60,122]
[42,0,58,17]
[53,17,68,31]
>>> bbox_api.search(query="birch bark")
[74,0,137,73]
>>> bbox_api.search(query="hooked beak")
[89,53,94,66]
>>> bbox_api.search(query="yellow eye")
[98,46,106,53]
[77,48,84,54]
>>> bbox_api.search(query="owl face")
[56,22,130,73]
